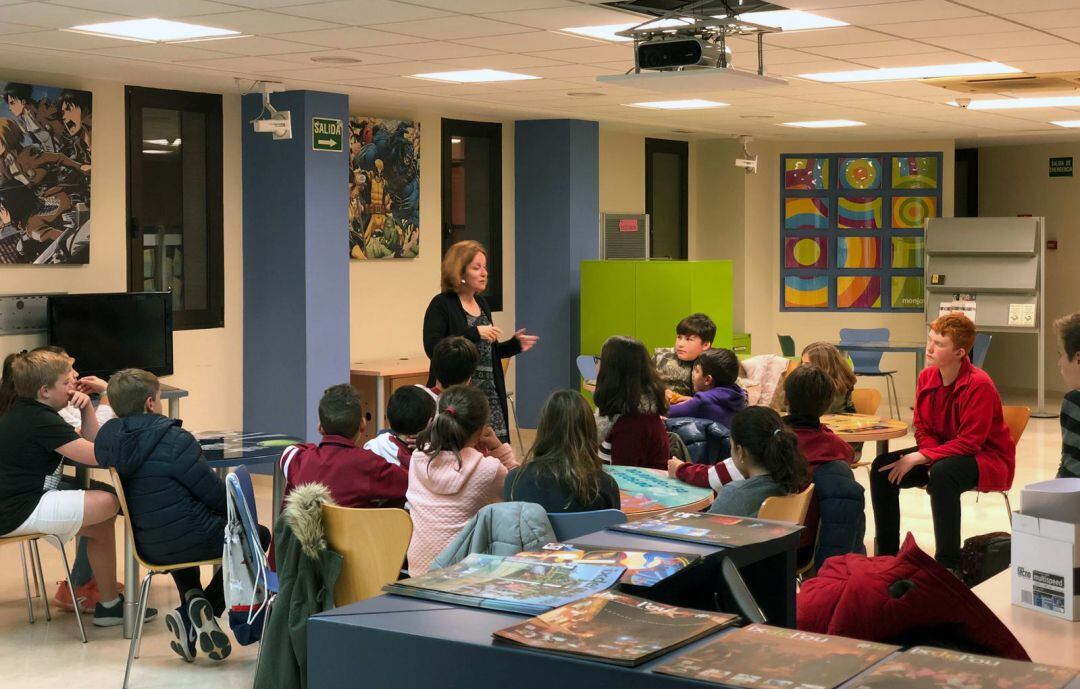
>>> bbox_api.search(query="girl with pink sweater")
[406,384,518,575]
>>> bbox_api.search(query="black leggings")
[869,448,979,570]
[171,525,271,617]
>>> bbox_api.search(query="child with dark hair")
[406,384,518,575]
[654,313,716,397]
[594,336,671,470]
[364,384,436,468]
[667,348,746,428]
[280,384,409,509]
[709,406,810,518]
[430,335,479,393]
[1054,311,1080,479]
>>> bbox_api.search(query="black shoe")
[93,594,158,627]
[165,606,196,662]
[188,596,232,661]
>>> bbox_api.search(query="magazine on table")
[844,646,1077,689]
[493,590,738,666]
[610,511,802,548]
[511,542,701,587]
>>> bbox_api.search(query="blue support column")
[242,91,349,441]
[514,120,599,427]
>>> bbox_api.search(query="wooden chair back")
[851,388,882,416]
[322,505,412,606]
[1002,406,1031,445]
[758,484,815,525]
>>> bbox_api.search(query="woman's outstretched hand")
[513,328,539,352]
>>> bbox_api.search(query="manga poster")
[0,81,92,264]
[348,116,419,260]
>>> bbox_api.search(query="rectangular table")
[834,340,926,375]
[350,357,430,444]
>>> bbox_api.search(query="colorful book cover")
[512,543,701,587]
[610,512,802,547]
[846,646,1077,689]
[383,553,624,616]
[604,466,714,511]
[822,413,896,433]
[494,591,738,666]
[654,624,899,688]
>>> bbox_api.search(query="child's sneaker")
[93,595,158,627]
[165,606,196,662]
[187,595,231,661]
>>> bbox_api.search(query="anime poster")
[348,116,419,260]
[0,81,91,265]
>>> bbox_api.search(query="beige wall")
[599,128,646,217]
[691,139,747,330]
[979,143,1076,396]
[0,71,244,432]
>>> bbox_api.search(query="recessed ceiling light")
[626,99,728,110]
[799,61,1020,83]
[949,96,1080,110]
[311,56,362,65]
[731,10,847,31]
[66,18,240,43]
[409,69,539,84]
[781,119,865,128]
[560,18,691,42]
[672,129,695,134]
[1051,119,1080,127]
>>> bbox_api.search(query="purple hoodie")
[667,385,747,429]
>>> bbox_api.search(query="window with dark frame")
[441,118,503,312]
[645,138,689,260]
[126,86,224,330]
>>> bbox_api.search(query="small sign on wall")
[618,218,639,233]
[1050,156,1073,177]
[312,117,343,152]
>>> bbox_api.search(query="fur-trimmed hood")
[596,395,659,442]
[282,482,337,559]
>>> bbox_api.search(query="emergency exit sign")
[312,117,343,152]
[1050,156,1072,177]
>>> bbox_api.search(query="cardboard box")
[1021,478,1080,523]
[1011,512,1080,621]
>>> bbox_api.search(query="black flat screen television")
[47,292,173,378]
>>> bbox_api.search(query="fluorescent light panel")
[627,99,728,110]
[561,18,691,42]
[1051,119,1080,127]
[733,10,846,31]
[800,61,1020,83]
[409,69,539,83]
[68,18,239,42]
[781,119,865,128]
[950,96,1080,110]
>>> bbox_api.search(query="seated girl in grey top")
[709,406,809,518]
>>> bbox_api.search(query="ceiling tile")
[815,1,981,26]
[179,54,314,74]
[0,20,46,35]
[362,41,500,60]
[405,0,576,11]
[1004,9,1080,29]
[527,44,632,64]
[806,39,944,59]
[213,0,334,7]
[1004,57,1080,72]
[89,42,238,61]
[182,10,343,34]
[966,43,1080,62]
[854,50,980,68]
[520,62,626,79]
[477,5,646,31]
[270,65,383,81]
[1045,26,1080,42]
[271,26,422,48]
[773,58,866,76]
[368,16,537,41]
[877,16,1019,39]
[919,30,1060,51]
[351,60,455,76]
[271,49,407,65]
[201,35,329,55]
[757,47,845,65]
[970,0,1080,11]
[0,28,136,49]
[456,30,601,52]
[46,0,236,17]
[0,2,123,28]
[275,0,452,25]
[434,52,569,69]
[764,26,892,49]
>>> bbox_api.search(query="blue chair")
[971,332,992,368]
[576,355,599,385]
[547,509,627,541]
[777,334,796,358]
[839,327,900,419]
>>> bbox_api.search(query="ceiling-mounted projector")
[637,36,727,70]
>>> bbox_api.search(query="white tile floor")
[0,413,1069,688]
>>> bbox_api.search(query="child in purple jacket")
[668,348,746,429]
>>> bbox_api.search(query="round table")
[604,465,714,520]
[822,413,909,468]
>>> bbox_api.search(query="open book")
[611,511,802,547]
[512,542,701,587]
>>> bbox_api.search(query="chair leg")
[48,535,87,643]
[30,540,50,622]
[123,572,154,689]
[134,572,153,658]
[27,541,41,598]
[254,595,276,681]
[507,395,525,454]
[19,543,35,623]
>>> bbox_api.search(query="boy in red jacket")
[870,313,1014,573]
[279,384,408,509]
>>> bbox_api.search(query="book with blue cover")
[512,542,700,587]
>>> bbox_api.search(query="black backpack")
[959,532,1011,587]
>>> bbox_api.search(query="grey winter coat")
[430,501,555,571]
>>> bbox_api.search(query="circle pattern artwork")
[793,237,822,266]
[842,158,879,190]
[894,196,934,228]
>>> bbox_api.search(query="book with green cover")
[383,553,624,616]
[611,511,802,547]
[846,646,1077,689]
[493,590,738,666]
[512,542,700,587]
[653,624,899,688]
[604,465,714,511]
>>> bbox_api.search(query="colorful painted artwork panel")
[839,157,881,190]
[891,236,925,268]
[784,236,827,268]
[837,196,882,230]
[891,276,924,309]
[837,236,881,269]
[892,196,937,229]
[892,156,938,189]
[784,275,828,308]
[348,116,421,259]
[784,197,829,229]
[836,276,881,309]
[784,158,829,190]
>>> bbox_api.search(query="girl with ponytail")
[406,384,519,575]
[708,406,809,518]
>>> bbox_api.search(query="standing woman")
[423,240,538,443]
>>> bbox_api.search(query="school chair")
[575,355,599,384]
[500,357,525,451]
[759,484,816,579]
[980,406,1030,523]
[971,333,993,368]
[322,505,411,607]
[110,469,222,689]
[777,334,796,358]
[851,388,881,416]
[0,533,86,641]
[547,509,628,541]
[839,328,900,420]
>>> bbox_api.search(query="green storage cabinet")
[581,260,734,360]
[733,332,751,358]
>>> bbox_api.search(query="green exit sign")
[1050,156,1073,177]
[312,117,343,152]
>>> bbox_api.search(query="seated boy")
[1055,311,1080,479]
[429,336,479,397]
[280,384,408,508]
[0,350,131,627]
[96,368,234,661]
[364,384,436,468]
[668,348,746,429]
[654,313,715,398]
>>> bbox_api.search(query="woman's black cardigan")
[422,291,522,428]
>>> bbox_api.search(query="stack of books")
[611,511,803,547]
